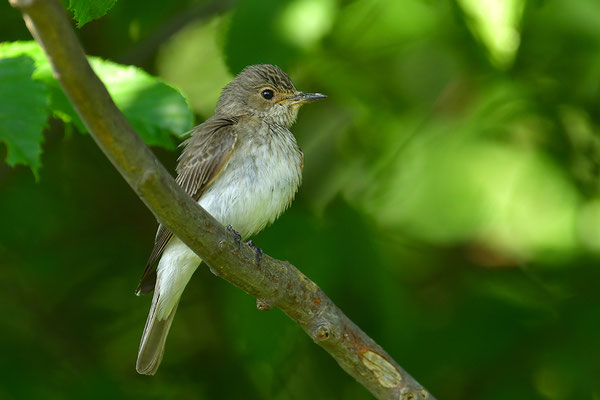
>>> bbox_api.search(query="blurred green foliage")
[1,0,600,399]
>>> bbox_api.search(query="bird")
[135,64,326,375]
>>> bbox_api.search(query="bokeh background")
[1,0,600,399]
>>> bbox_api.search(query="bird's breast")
[198,126,303,238]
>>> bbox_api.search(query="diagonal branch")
[8,0,435,399]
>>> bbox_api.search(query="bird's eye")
[261,89,274,100]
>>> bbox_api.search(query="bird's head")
[216,64,326,127]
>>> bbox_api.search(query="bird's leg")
[226,225,242,247]
[246,240,263,264]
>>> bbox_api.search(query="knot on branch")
[313,323,332,341]
[256,298,274,311]
[401,388,429,400]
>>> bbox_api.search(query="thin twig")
[7,0,435,398]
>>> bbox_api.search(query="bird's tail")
[136,289,180,375]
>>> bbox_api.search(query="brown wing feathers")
[136,117,238,295]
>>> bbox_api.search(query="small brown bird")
[135,64,325,375]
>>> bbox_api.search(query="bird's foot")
[247,240,263,264]
[226,225,242,247]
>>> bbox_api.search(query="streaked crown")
[215,64,324,128]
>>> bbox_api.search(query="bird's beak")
[285,92,327,105]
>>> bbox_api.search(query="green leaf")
[68,0,118,27]
[0,41,88,131]
[0,55,49,177]
[0,41,193,150]
[89,58,193,149]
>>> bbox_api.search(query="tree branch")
[8,0,435,398]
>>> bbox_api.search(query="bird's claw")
[247,240,263,264]
[226,225,242,247]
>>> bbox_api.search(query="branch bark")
[8,0,435,399]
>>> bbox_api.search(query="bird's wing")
[136,117,238,295]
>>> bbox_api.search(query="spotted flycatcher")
[135,64,326,375]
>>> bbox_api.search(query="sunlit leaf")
[0,41,193,150]
[89,58,193,148]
